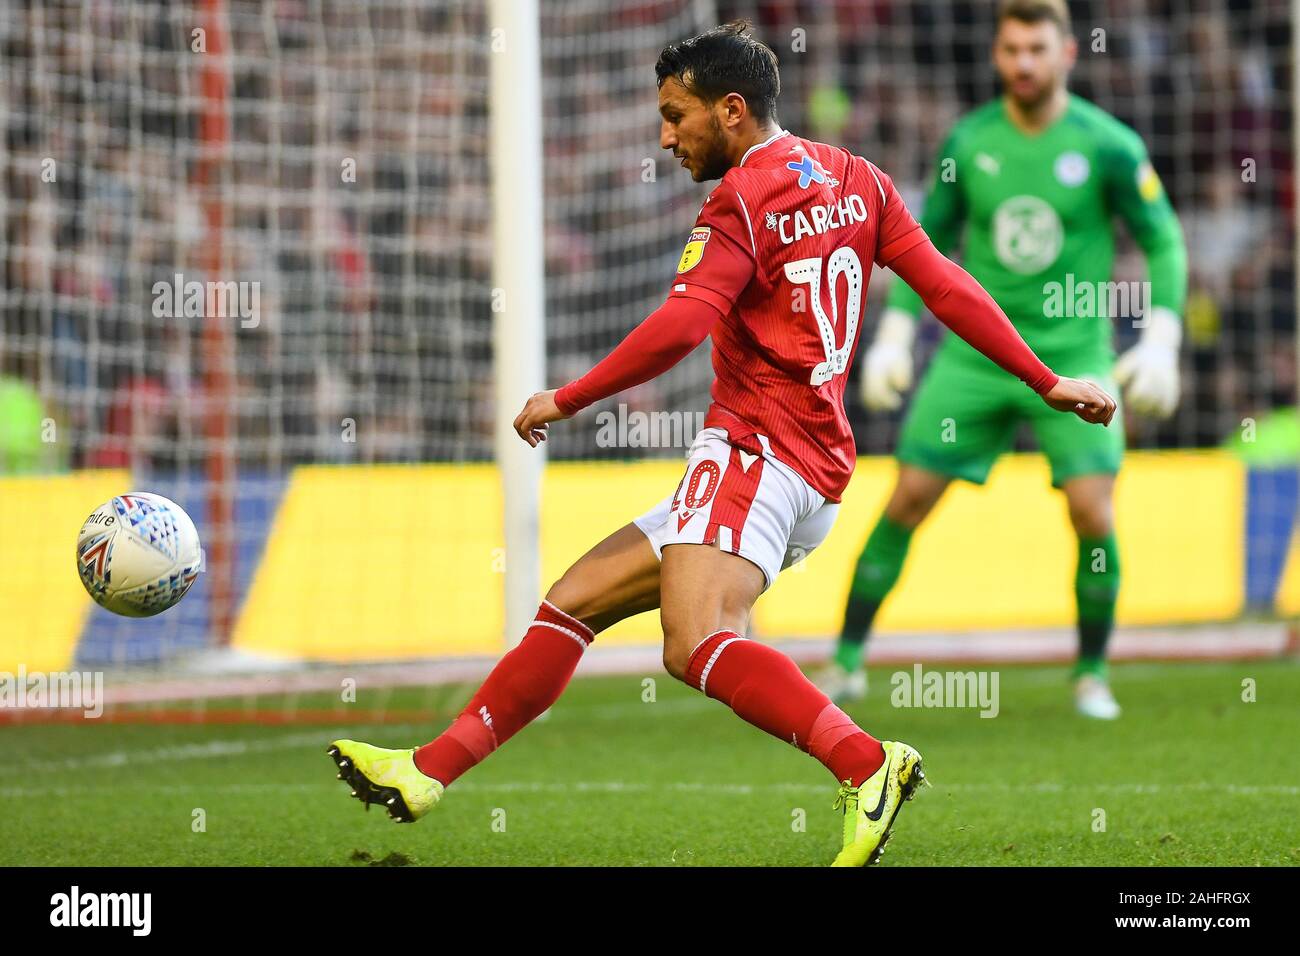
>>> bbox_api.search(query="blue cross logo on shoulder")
[786,154,826,188]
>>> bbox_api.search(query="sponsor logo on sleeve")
[676,226,711,273]
[1136,161,1163,202]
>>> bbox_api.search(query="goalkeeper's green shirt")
[886,94,1187,368]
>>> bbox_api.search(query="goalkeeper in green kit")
[817,0,1187,718]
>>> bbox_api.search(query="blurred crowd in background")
[0,0,1293,474]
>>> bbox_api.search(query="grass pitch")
[2,659,1297,866]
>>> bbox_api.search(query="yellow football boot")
[831,740,927,866]
[327,739,443,823]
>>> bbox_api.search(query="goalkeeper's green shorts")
[895,352,1125,487]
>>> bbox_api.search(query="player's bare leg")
[660,541,925,866]
[328,523,662,821]
[1062,473,1122,719]
[544,522,662,634]
[659,540,765,679]
[818,465,952,702]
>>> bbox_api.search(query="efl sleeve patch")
[676,226,711,274]
[1136,161,1163,202]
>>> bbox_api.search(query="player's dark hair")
[655,21,780,125]
[998,0,1073,34]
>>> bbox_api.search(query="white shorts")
[633,427,839,591]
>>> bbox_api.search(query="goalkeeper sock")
[836,515,915,672]
[1073,532,1120,680]
[413,601,592,785]
[682,630,885,786]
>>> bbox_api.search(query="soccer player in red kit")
[328,22,1116,866]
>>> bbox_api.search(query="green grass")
[3,660,1298,866]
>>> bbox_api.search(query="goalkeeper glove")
[1113,306,1182,419]
[860,307,917,411]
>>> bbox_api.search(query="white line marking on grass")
[550,698,715,721]
[10,730,352,773]
[932,782,1300,796]
[446,781,1300,797]
[2,779,1295,799]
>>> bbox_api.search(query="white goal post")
[490,0,545,648]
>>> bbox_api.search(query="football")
[76,492,204,618]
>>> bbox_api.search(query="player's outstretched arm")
[862,131,967,412]
[512,295,720,446]
[889,237,1115,426]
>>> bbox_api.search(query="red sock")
[414,601,592,786]
[683,630,885,786]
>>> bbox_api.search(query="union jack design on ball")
[77,532,113,598]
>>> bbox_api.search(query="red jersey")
[668,129,927,502]
[553,129,1057,501]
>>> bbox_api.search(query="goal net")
[0,0,1293,718]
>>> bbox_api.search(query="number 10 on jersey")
[784,246,864,386]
